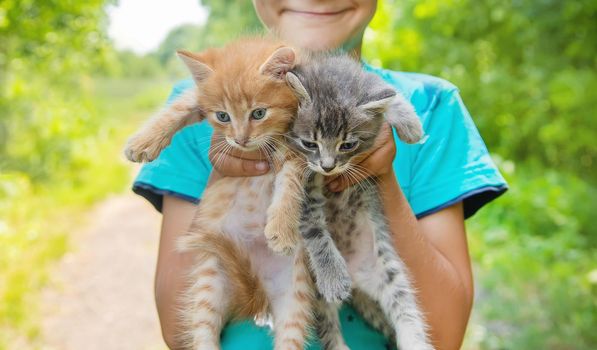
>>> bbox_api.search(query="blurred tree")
[0,0,113,79]
[154,24,207,65]
[200,0,263,45]
[0,0,115,179]
[112,50,162,78]
[143,1,263,78]
[364,0,597,180]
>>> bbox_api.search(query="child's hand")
[326,123,396,192]
[208,133,270,177]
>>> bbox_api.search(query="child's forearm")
[155,195,198,349]
[377,171,474,350]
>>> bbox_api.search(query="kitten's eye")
[215,111,230,122]
[251,108,267,120]
[300,139,319,150]
[339,141,358,151]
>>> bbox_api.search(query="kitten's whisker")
[211,145,228,171]
[265,142,285,173]
[264,137,288,170]
[207,140,232,160]
[212,143,233,171]
[348,164,372,185]
[345,166,369,194]
[267,137,300,159]
[351,163,380,187]
[344,168,365,193]
[347,164,382,195]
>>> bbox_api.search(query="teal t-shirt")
[133,63,507,349]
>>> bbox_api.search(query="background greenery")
[1,0,595,349]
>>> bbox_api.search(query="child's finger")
[324,175,340,185]
[209,150,269,177]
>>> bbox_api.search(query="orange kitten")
[125,38,312,350]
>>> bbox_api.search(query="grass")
[0,76,172,349]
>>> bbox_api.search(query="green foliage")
[0,0,170,347]
[364,0,597,179]
[0,77,170,348]
[201,0,263,44]
[0,0,114,75]
[466,163,596,349]
[143,1,263,79]
[1,0,116,175]
[108,50,163,78]
[154,24,206,64]
[120,0,264,80]
[151,24,207,78]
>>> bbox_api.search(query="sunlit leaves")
[365,0,597,177]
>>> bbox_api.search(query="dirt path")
[40,194,167,350]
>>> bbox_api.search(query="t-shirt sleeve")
[132,80,214,212]
[407,88,507,219]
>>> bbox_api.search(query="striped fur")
[287,55,434,350]
[125,37,317,349]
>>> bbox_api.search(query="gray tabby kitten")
[285,55,434,350]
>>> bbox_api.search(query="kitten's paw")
[264,221,298,256]
[124,134,163,163]
[395,118,424,144]
[316,265,352,303]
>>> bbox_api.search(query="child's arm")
[154,195,198,349]
[378,175,472,350]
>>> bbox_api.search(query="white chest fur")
[219,175,294,298]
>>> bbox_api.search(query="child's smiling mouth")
[281,7,354,20]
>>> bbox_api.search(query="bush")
[466,162,596,349]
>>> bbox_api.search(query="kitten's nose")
[321,165,336,173]
[321,158,336,173]
[234,138,248,146]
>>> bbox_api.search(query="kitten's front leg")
[264,157,304,255]
[124,88,202,162]
[301,174,352,302]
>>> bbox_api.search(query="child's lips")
[282,8,353,19]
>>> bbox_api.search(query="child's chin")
[284,31,342,52]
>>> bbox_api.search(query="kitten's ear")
[286,72,311,105]
[357,88,397,116]
[259,47,296,80]
[385,93,425,144]
[177,50,213,84]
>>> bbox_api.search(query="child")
[133,1,507,349]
